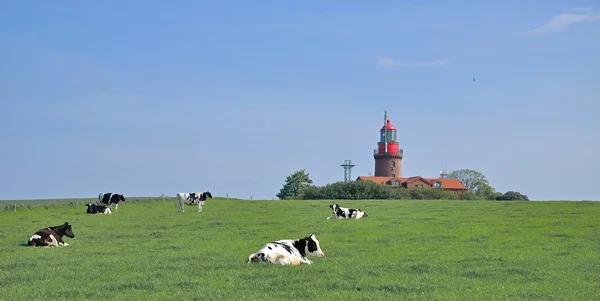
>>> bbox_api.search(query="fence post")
[250,195,252,200]
[14,200,17,213]
[226,193,228,199]
[75,198,78,208]
[162,193,164,203]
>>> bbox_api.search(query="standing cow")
[176,191,213,213]
[98,193,126,212]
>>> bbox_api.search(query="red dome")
[380,119,397,131]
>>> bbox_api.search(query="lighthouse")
[373,111,403,177]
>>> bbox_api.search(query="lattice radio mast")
[340,159,356,182]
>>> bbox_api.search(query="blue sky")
[1,1,598,201]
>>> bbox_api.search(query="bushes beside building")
[277,169,529,201]
[297,180,529,200]
[299,180,462,200]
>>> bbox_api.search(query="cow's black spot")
[268,246,272,250]
[348,209,357,217]
[290,240,306,257]
[273,242,296,255]
[307,239,317,253]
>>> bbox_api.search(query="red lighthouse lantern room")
[373,111,403,178]
[378,119,399,154]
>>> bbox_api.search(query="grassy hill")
[1,198,598,300]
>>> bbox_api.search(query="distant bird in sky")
[473,78,476,82]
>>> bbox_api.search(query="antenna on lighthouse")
[384,110,388,153]
[340,160,356,182]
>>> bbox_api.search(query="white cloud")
[518,9,600,36]
[376,56,450,67]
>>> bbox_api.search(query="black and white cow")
[28,222,75,247]
[176,191,213,213]
[98,193,126,212]
[327,203,368,219]
[86,203,112,214]
[247,234,325,266]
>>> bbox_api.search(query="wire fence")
[0,195,170,212]
[0,194,253,212]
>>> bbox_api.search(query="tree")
[276,169,314,200]
[476,183,497,200]
[447,169,489,193]
[457,190,477,200]
[496,191,529,201]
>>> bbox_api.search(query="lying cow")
[327,203,368,219]
[28,222,75,247]
[247,234,325,266]
[86,203,112,214]
[98,193,126,212]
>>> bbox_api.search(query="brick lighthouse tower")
[373,111,403,177]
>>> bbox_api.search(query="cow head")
[118,194,126,202]
[85,203,95,213]
[62,222,75,238]
[205,191,213,199]
[304,234,325,257]
[328,203,339,213]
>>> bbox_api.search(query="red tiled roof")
[405,176,430,183]
[426,178,467,189]
[356,176,467,190]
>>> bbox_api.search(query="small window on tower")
[391,174,395,177]
[391,161,396,168]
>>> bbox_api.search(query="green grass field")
[1,199,599,300]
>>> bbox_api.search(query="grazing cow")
[86,203,112,214]
[176,191,213,213]
[327,203,368,219]
[28,222,75,247]
[98,193,126,212]
[247,234,325,266]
